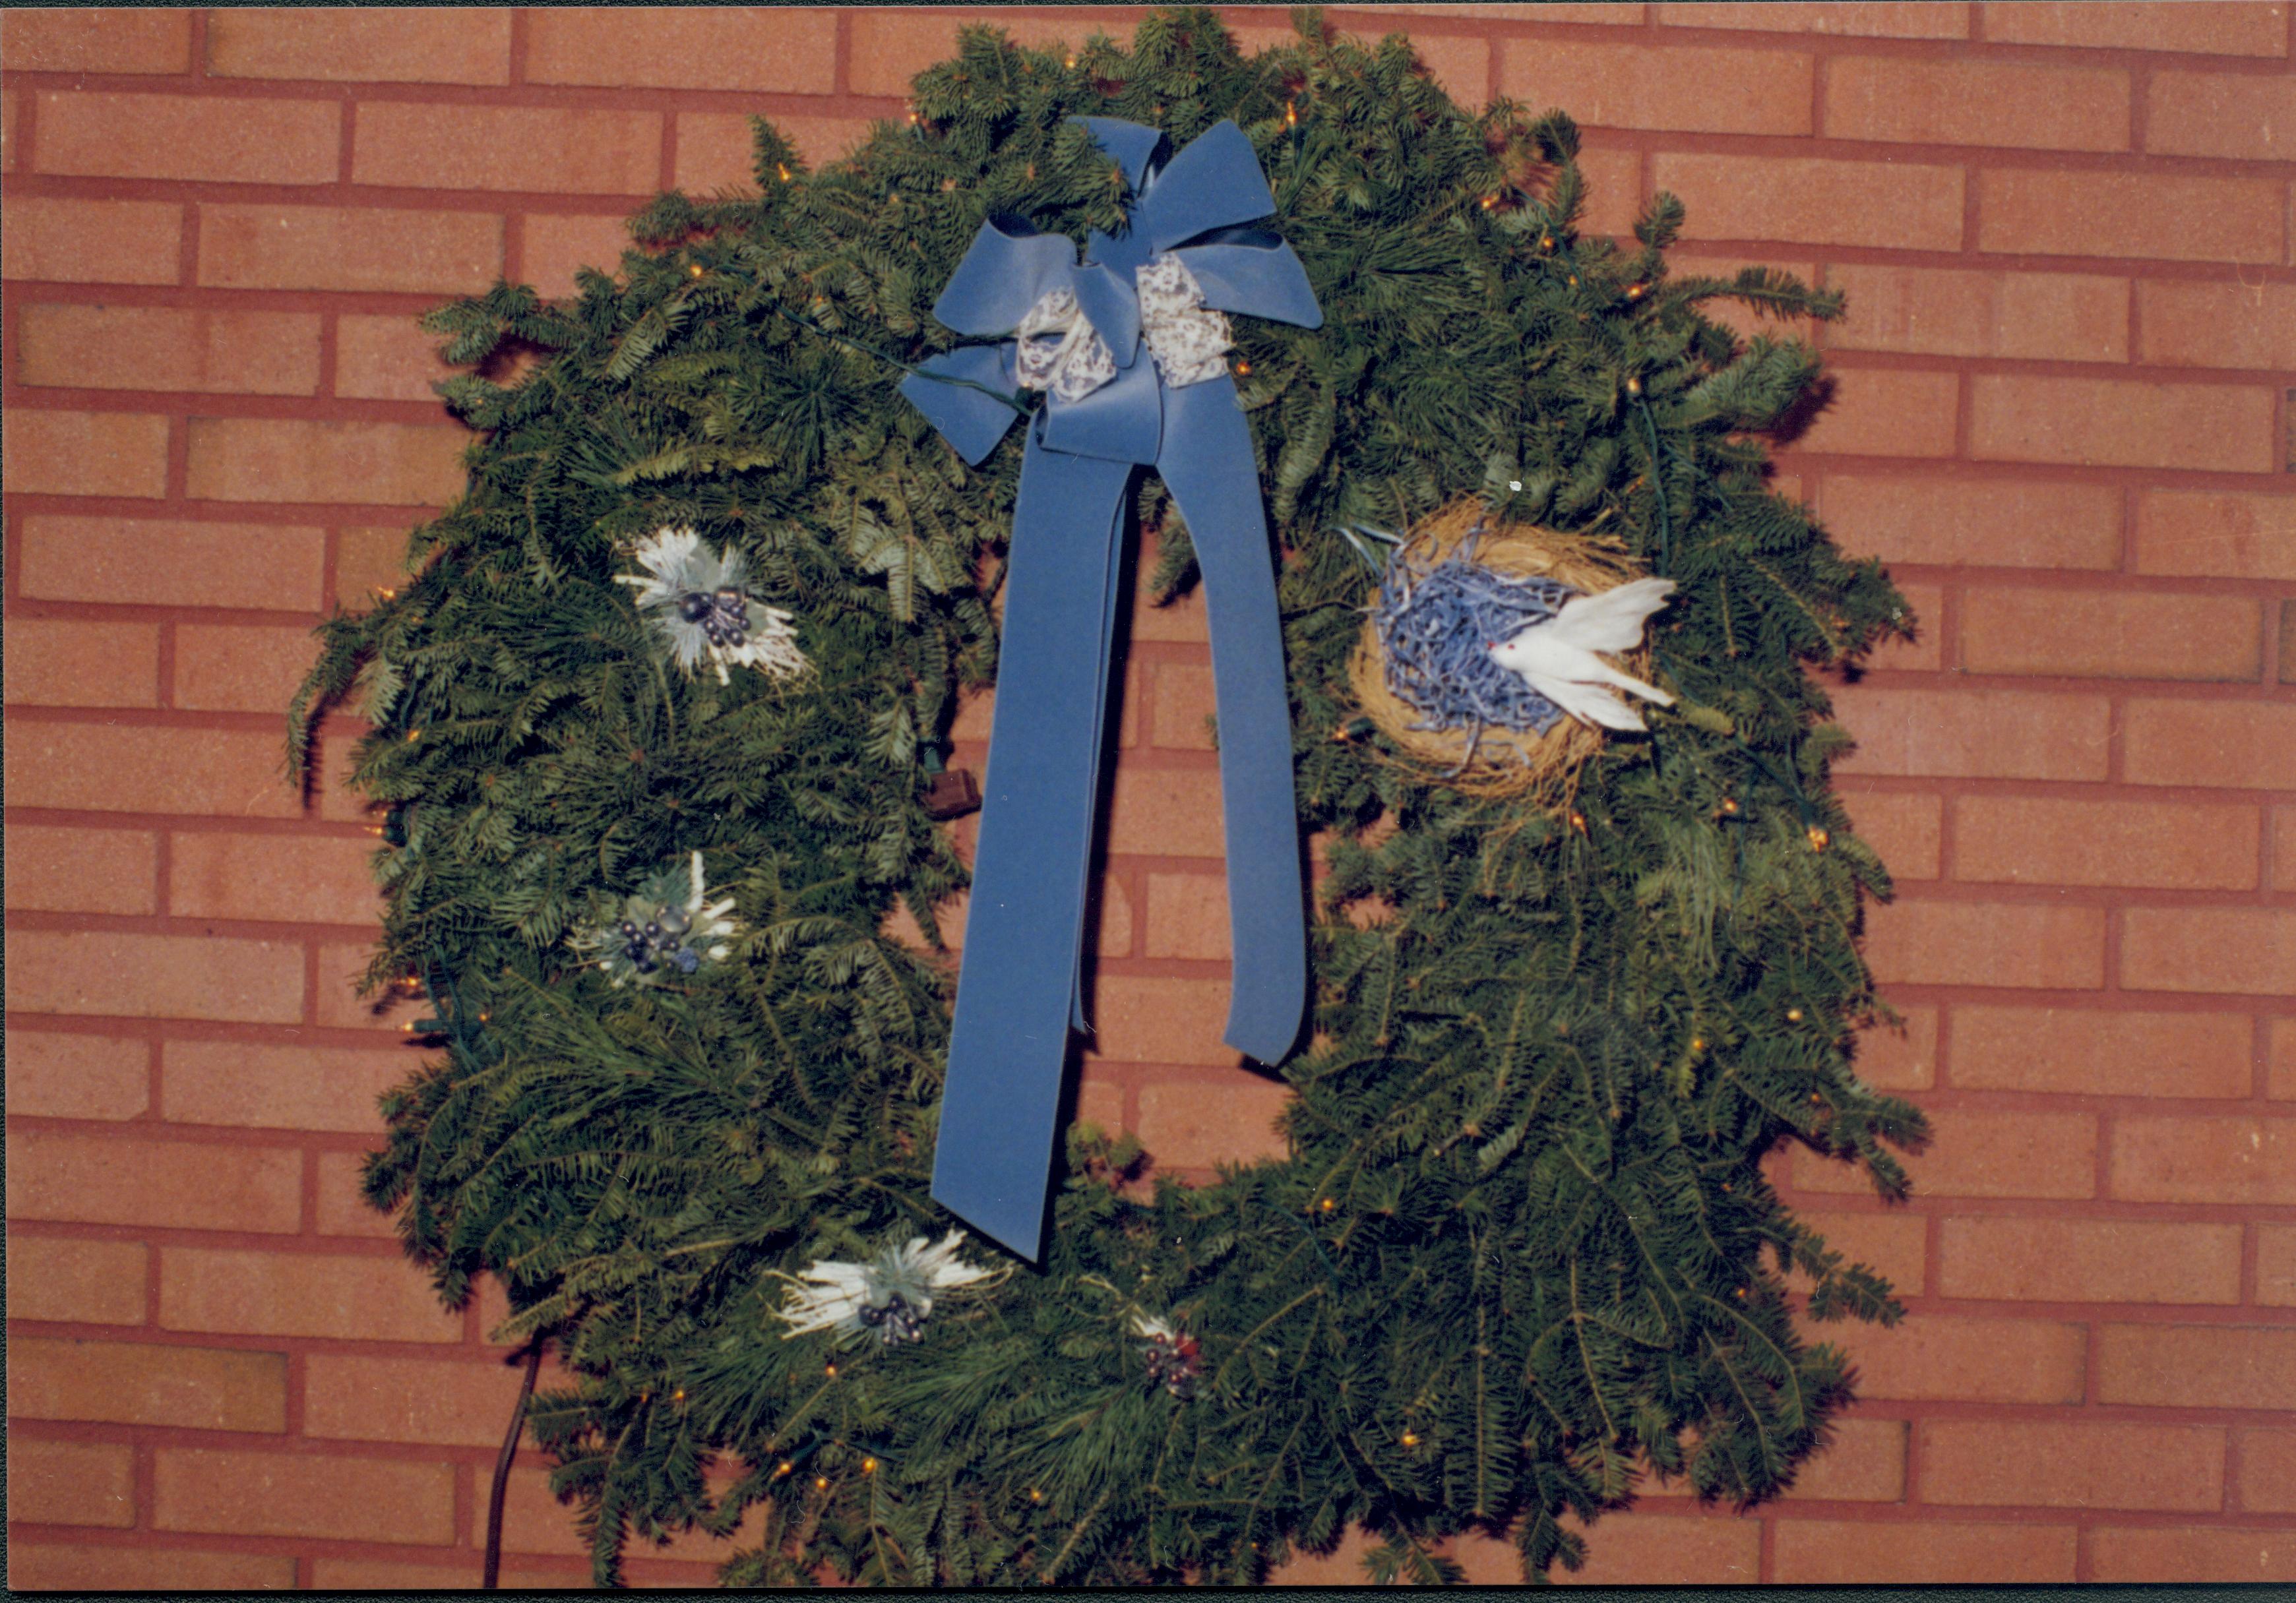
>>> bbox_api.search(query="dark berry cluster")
[1142,1324,1201,1399]
[617,902,700,977]
[677,587,753,650]
[856,1290,926,1345]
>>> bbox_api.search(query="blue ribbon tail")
[898,348,1022,467]
[930,436,1135,1261]
[1156,377,1307,1064]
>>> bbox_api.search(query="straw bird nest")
[1346,501,1658,803]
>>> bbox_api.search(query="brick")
[18,516,327,611]
[1970,375,2276,473]
[154,1445,456,1544]
[335,526,416,610]
[1144,872,1231,960]
[198,204,502,294]
[1088,976,1240,1066]
[2137,282,2296,373]
[1982,1,2290,56]
[1502,41,1811,135]
[2,409,171,498]
[1574,146,1644,239]
[2238,1429,2296,1509]
[1654,3,1970,36]
[7,1547,295,1590]
[9,1337,288,1432]
[1105,767,1225,857]
[1831,1314,2086,1403]
[9,1439,137,1528]
[844,9,1087,98]
[1268,1523,1382,1585]
[9,1132,301,1232]
[7,725,307,817]
[172,624,324,713]
[168,830,374,925]
[1955,1005,2254,1099]
[1797,367,1958,459]
[1791,1206,1927,1294]
[1135,1073,1290,1168]
[7,1236,150,1325]
[1544,1512,1762,1585]
[1861,900,2105,990]
[2098,1323,2296,1411]
[522,212,634,299]
[186,416,470,506]
[3,1030,150,1120]
[160,1247,461,1343]
[1979,171,2283,265]
[1834,687,2110,781]
[1956,796,2259,889]
[1853,1005,1937,1091]
[2092,1527,2296,1585]
[1785,1417,1906,1502]
[1150,663,1218,751]
[317,940,427,1031]
[19,303,321,398]
[1940,1217,2243,1305]
[528,9,838,92]
[1920,1420,2223,1509]
[489,1459,766,1563]
[2125,700,2296,791]
[1824,476,2121,570]
[2137,492,2296,585]
[2122,909,2296,998]
[2280,810,2296,892]
[1844,791,1940,880]
[207,7,512,83]
[1,86,13,170]
[1656,154,1964,250]
[6,929,305,1023]
[1776,1517,2074,1583]
[676,112,871,193]
[336,315,458,402]
[2270,1226,2296,1306]
[35,90,338,184]
[315,1149,398,1238]
[355,103,662,195]
[1,196,183,285]
[2278,1017,2296,1100]
[1827,266,2126,362]
[2,621,162,708]
[1,9,193,72]
[162,1040,412,1133]
[2148,70,2296,161]
[1796,1108,2097,1199]
[1667,251,1823,344]
[2112,1115,2296,1205]
[1825,57,2127,150]
[305,1352,542,1446]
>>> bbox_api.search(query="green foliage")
[294,8,1923,1585]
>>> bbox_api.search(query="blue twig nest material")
[1347,501,1654,802]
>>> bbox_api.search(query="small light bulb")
[1625,376,1642,396]
[1286,100,1297,127]
[777,163,791,182]
[1508,479,1522,491]
[815,1476,829,1491]
[1401,1431,1419,1447]
[406,729,421,743]
[1627,283,1646,300]
[1690,1037,1706,1053]
[688,262,705,279]
[671,1388,685,1403]
[1719,797,1741,816]
[375,586,396,600]
[1319,1197,1336,1213]
[776,1462,794,1477]
[1235,359,1251,375]
[1568,810,1588,833]
[824,1362,837,1377]
[1029,1488,1044,1503]
[1787,1008,1805,1023]
[1807,826,1830,852]
[863,1457,878,1474]
[1481,193,1498,210]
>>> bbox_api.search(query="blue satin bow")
[901,117,1322,1258]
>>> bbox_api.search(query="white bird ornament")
[1486,577,1678,733]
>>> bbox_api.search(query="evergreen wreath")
[292,10,1926,1586]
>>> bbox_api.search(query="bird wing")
[1544,577,1677,653]
[1515,671,1652,731]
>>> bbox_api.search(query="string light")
[862,1457,879,1474]
[1689,1037,1706,1054]
[1625,376,1642,397]
[1285,100,1297,127]
[671,1389,685,1403]
[1400,1431,1420,1447]
[775,1461,794,1478]
[1806,825,1830,853]
[1718,797,1741,817]
[777,163,791,182]
[815,1476,830,1491]
[1786,1008,1804,1023]
[824,1362,838,1377]
[1480,193,1499,210]
[1626,283,1646,300]
[375,586,396,601]
[1234,359,1252,376]
[688,262,706,279]
[1568,810,1588,834]
[1319,1197,1336,1213]
[1028,1487,1044,1503]
[406,729,422,743]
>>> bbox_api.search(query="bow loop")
[930,218,1078,338]
[1135,119,1281,255]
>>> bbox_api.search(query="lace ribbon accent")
[1010,253,1233,401]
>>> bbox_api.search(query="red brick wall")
[5,5,2292,1588]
